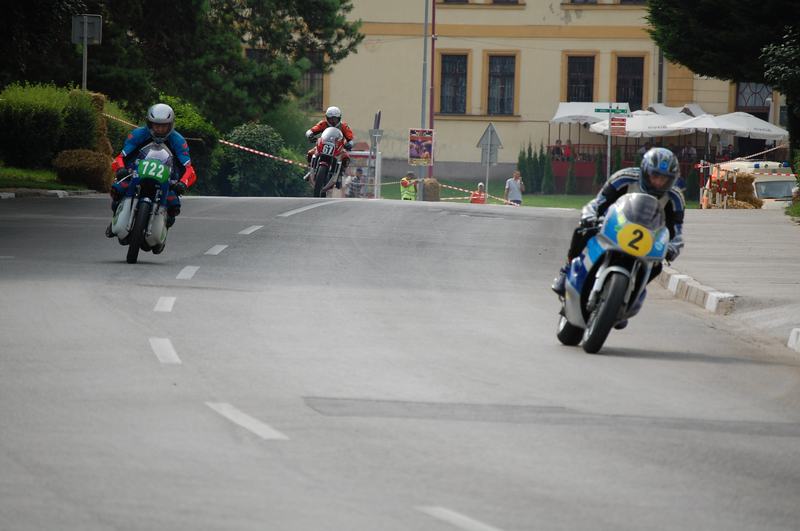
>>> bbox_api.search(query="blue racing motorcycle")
[109,143,174,264]
[557,193,670,353]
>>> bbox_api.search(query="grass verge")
[0,166,84,191]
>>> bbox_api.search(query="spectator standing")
[400,171,417,200]
[504,170,525,205]
[551,140,563,161]
[680,141,697,162]
[470,182,486,204]
[563,139,573,160]
[346,167,364,198]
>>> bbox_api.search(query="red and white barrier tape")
[439,183,517,206]
[694,143,790,171]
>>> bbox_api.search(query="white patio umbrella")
[666,114,741,160]
[589,110,691,137]
[715,112,788,140]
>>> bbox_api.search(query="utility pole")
[418,0,430,200]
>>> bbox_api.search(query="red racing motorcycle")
[309,127,349,197]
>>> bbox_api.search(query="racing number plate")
[137,159,169,183]
[322,143,335,156]
[617,223,653,257]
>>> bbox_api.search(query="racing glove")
[579,203,598,227]
[666,242,680,262]
[306,129,316,143]
[115,168,130,181]
[344,141,353,151]
[171,181,187,196]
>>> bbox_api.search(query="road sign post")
[594,104,628,180]
[71,14,102,90]
[477,123,502,195]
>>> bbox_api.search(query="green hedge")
[0,84,102,168]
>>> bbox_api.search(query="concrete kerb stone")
[658,266,736,315]
[788,329,800,353]
[0,189,95,198]
[0,192,15,199]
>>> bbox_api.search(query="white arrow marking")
[206,402,289,441]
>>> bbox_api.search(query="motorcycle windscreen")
[320,127,344,143]
[612,193,665,231]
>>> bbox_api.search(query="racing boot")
[166,216,176,229]
[105,222,114,238]
[551,265,568,296]
[614,320,628,330]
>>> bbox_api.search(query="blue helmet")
[640,147,679,196]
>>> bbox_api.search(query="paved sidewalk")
[667,208,800,350]
[0,188,99,199]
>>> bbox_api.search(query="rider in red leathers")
[304,106,354,180]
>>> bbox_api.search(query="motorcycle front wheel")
[313,165,329,198]
[126,201,151,264]
[582,271,628,354]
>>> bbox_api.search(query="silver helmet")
[325,106,342,127]
[146,103,175,143]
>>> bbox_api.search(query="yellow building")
[319,0,781,179]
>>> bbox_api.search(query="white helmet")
[325,106,342,127]
[146,103,175,143]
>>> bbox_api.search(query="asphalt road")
[1,196,799,531]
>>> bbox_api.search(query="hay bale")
[422,178,440,201]
[53,149,113,191]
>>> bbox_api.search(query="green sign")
[594,108,628,114]
[137,159,169,183]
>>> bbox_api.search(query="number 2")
[628,229,644,250]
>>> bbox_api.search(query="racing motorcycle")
[556,193,670,354]
[309,127,349,197]
[108,143,175,264]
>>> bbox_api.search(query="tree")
[2,1,363,132]
[762,26,800,152]
[648,1,800,149]
[565,158,577,195]
[540,153,555,195]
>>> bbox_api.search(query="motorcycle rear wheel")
[582,272,628,354]
[556,313,583,346]
[126,202,151,264]
[313,165,329,198]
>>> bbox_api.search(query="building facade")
[318,0,781,180]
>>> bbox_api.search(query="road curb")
[657,266,736,315]
[788,329,800,353]
[0,189,97,198]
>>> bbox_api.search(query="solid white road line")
[154,296,176,312]
[148,338,182,365]
[416,506,505,531]
[238,225,263,235]
[205,402,289,440]
[277,201,336,217]
[205,244,228,255]
[176,266,199,280]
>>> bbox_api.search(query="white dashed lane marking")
[205,244,228,255]
[148,338,181,364]
[154,297,176,312]
[205,402,289,441]
[0,256,14,259]
[277,202,335,217]
[416,506,505,531]
[176,266,199,280]
[238,225,263,235]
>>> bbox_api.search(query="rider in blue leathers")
[106,104,197,235]
[551,147,685,326]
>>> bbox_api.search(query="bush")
[594,153,605,189]
[221,122,306,197]
[61,90,97,152]
[52,149,112,191]
[0,84,66,167]
[565,158,577,194]
[540,153,555,194]
[422,178,440,201]
[104,100,135,153]
[685,168,700,201]
[160,94,221,195]
[262,99,314,152]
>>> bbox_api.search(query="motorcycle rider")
[106,103,197,236]
[551,147,685,325]
[303,106,354,181]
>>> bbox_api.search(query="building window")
[487,55,515,115]
[300,52,324,111]
[567,56,594,102]
[736,82,771,112]
[492,0,520,4]
[569,0,597,4]
[440,54,468,114]
[618,0,646,4]
[616,56,644,111]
